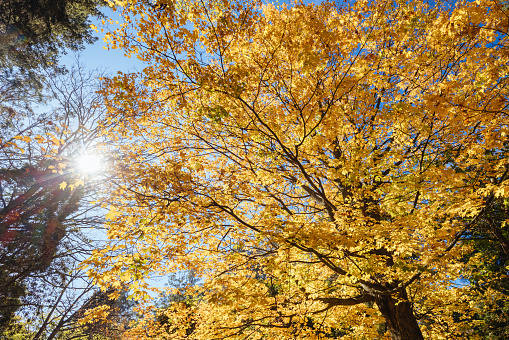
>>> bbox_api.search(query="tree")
[0,0,108,312]
[121,271,200,340]
[0,0,111,335]
[1,281,136,340]
[0,0,106,113]
[87,0,509,339]
[460,196,509,338]
[0,62,109,331]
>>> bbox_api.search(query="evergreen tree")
[0,0,106,112]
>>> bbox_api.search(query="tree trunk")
[375,289,424,340]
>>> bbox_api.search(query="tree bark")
[375,289,424,340]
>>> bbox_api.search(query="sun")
[76,153,103,175]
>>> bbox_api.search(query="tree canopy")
[0,0,106,113]
[0,62,114,337]
[86,0,509,339]
[0,1,135,338]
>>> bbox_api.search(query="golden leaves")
[79,305,111,325]
[89,0,509,337]
[13,135,31,143]
[105,206,122,221]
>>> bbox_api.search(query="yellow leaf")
[88,0,509,338]
[105,207,122,220]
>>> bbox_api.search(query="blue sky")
[60,7,145,74]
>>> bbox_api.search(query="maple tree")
[88,0,509,339]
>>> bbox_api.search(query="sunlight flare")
[76,153,103,175]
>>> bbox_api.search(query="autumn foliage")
[86,0,509,339]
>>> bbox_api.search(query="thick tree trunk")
[375,289,424,340]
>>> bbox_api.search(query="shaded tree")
[0,62,109,331]
[0,0,106,114]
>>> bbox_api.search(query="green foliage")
[0,0,104,51]
[472,299,509,340]
[462,198,509,338]
[156,271,201,308]
[0,0,106,112]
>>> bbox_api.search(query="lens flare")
[76,153,102,175]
